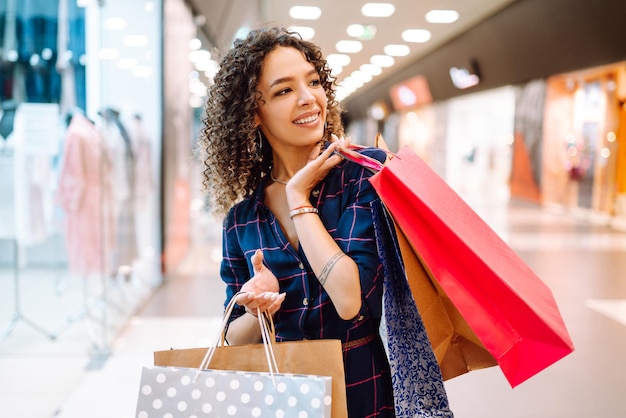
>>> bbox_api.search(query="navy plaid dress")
[220,148,395,417]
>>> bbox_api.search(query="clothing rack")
[0,147,56,343]
[0,239,56,343]
[51,273,110,350]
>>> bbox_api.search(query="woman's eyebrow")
[269,69,317,88]
[270,76,292,88]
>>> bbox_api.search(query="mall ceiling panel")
[186,0,517,99]
[186,0,263,49]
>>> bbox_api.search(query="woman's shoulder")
[224,192,262,226]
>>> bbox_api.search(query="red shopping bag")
[366,146,574,388]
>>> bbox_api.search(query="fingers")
[319,142,342,168]
[240,291,285,316]
[267,292,286,315]
[251,249,264,273]
[257,291,284,310]
[330,133,351,149]
[235,291,254,306]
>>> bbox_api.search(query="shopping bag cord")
[194,292,279,383]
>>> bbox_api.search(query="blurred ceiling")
[186,0,518,100]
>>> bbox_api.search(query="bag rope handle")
[194,292,279,384]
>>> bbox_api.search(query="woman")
[200,26,394,416]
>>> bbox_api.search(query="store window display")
[0,0,86,109]
[0,0,162,350]
[56,108,155,280]
[56,110,115,277]
[98,107,138,275]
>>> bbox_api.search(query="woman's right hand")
[235,250,285,316]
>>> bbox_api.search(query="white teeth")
[294,114,318,124]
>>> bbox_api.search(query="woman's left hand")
[286,135,350,208]
[329,133,351,150]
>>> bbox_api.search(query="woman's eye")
[276,88,291,96]
[310,79,321,86]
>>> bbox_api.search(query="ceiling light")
[189,38,202,50]
[5,50,18,62]
[351,70,373,84]
[195,59,213,72]
[361,3,395,17]
[331,66,344,76]
[326,53,351,68]
[402,29,431,43]
[426,10,459,23]
[368,102,388,120]
[189,50,211,64]
[105,17,126,30]
[347,24,364,38]
[337,84,355,97]
[360,64,382,76]
[133,66,153,78]
[204,61,220,79]
[124,35,149,47]
[117,58,137,69]
[98,48,119,60]
[336,40,363,53]
[289,6,322,20]
[370,54,394,67]
[384,44,410,57]
[341,76,364,90]
[289,26,315,40]
[234,26,250,40]
[347,24,377,40]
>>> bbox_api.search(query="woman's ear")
[254,113,261,127]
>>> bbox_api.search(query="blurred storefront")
[341,0,626,230]
[541,63,625,226]
[351,61,625,230]
[0,0,163,353]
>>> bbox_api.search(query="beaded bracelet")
[289,206,319,219]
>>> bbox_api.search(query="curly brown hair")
[199,26,345,217]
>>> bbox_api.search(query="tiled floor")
[1,198,626,417]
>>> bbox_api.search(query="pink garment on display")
[56,114,115,276]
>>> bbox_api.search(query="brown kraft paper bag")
[154,338,348,418]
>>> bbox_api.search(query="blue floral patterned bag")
[372,199,454,418]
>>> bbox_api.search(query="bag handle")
[333,134,397,173]
[194,292,279,383]
[334,147,384,173]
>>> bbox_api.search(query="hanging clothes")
[127,114,155,258]
[56,113,114,276]
[9,103,60,253]
[98,108,138,271]
[128,114,154,210]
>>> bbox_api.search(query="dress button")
[312,189,320,197]
[357,315,365,321]
[302,298,309,306]
[298,262,304,270]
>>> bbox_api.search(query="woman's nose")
[297,87,315,106]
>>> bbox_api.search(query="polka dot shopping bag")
[135,366,331,417]
[135,294,334,417]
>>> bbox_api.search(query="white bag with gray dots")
[135,365,332,417]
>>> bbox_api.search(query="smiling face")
[254,46,328,151]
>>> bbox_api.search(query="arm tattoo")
[318,251,345,287]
